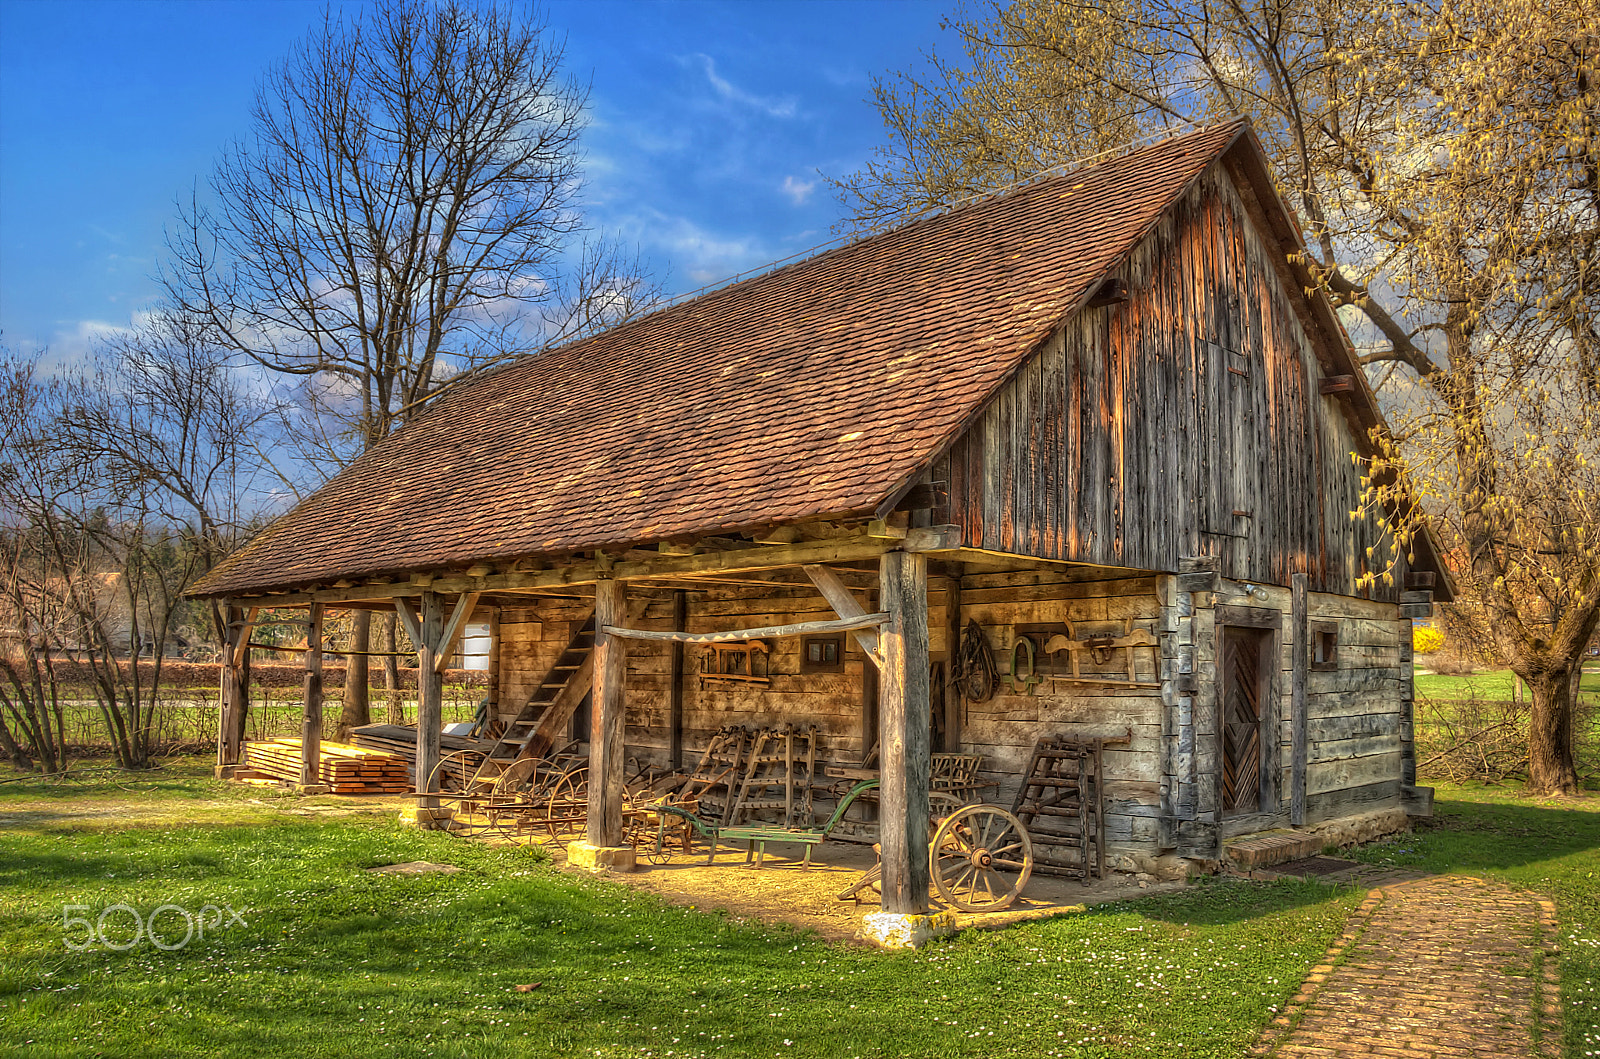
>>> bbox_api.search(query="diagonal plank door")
[1221,627,1267,815]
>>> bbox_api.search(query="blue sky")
[0,0,952,362]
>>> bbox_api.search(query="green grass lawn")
[0,762,1354,1058]
[2,762,1597,1058]
[1413,666,1600,701]
[1346,781,1600,1058]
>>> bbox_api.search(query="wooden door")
[1221,626,1269,815]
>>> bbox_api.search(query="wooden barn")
[192,120,1449,916]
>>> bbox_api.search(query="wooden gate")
[1221,625,1270,815]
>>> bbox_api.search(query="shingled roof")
[194,121,1253,598]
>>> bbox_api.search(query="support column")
[416,591,444,811]
[943,571,962,753]
[877,550,931,914]
[217,602,249,770]
[573,578,633,871]
[299,602,324,787]
[668,589,687,770]
[1290,573,1309,827]
[485,606,502,727]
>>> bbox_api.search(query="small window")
[801,635,844,673]
[1310,621,1339,671]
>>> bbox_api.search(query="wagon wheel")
[930,804,1033,913]
[427,749,489,796]
[928,791,964,825]
[542,765,589,848]
[476,758,542,840]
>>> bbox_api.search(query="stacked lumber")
[350,723,490,786]
[244,738,412,793]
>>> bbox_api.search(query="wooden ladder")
[469,613,596,787]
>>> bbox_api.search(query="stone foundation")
[568,841,637,873]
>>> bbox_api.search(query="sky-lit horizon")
[0,0,952,365]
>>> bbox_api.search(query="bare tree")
[164,0,657,731]
[835,0,1600,794]
[0,322,269,770]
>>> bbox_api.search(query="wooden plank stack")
[243,738,412,793]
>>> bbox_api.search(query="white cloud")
[780,175,816,206]
[693,54,798,119]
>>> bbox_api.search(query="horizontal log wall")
[940,160,1399,601]
[1202,579,1406,837]
[494,571,1407,856]
[957,570,1164,854]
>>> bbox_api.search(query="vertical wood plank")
[485,606,501,722]
[944,573,962,752]
[588,579,627,847]
[416,591,444,810]
[300,602,324,786]
[878,550,931,915]
[217,602,245,766]
[669,589,687,770]
[1290,573,1309,825]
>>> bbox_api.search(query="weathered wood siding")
[940,161,1397,600]
[1161,574,1406,855]
[955,571,1165,855]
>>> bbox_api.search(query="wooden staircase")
[470,613,596,787]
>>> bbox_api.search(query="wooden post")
[217,602,247,767]
[588,579,627,848]
[878,550,931,915]
[485,606,502,725]
[1290,573,1309,827]
[668,589,687,770]
[944,572,962,753]
[300,602,324,786]
[341,608,371,737]
[416,591,444,810]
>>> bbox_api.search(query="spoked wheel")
[930,804,1033,912]
[542,765,588,848]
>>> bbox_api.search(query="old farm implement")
[650,775,1035,913]
[425,742,665,847]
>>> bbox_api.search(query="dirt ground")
[551,835,1185,943]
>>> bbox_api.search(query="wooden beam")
[877,550,931,915]
[415,591,444,811]
[803,564,884,665]
[230,606,261,667]
[1290,573,1309,828]
[434,591,482,672]
[217,602,249,766]
[588,579,627,848]
[300,602,324,786]
[393,598,422,652]
[602,612,887,644]
[944,573,962,752]
[1319,374,1357,396]
[668,590,686,771]
[484,606,501,719]
[1086,276,1130,308]
[226,536,904,608]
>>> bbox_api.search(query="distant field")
[1412,666,1600,790]
[1414,666,1600,701]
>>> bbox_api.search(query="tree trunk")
[382,612,403,724]
[341,609,371,738]
[0,707,33,771]
[1528,667,1580,794]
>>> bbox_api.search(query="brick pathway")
[1253,875,1561,1058]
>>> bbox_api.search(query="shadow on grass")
[1377,797,1600,875]
[1090,876,1352,927]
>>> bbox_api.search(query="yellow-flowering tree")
[837,0,1600,792]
